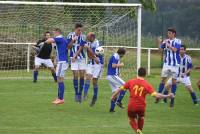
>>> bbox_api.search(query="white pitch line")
[0,124,200,130]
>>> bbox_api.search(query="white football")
[95,46,104,55]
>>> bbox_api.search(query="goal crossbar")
[0,1,142,7]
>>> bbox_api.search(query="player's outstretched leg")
[33,66,39,83]
[185,85,198,104]
[116,90,126,109]
[90,78,98,107]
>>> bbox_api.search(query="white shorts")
[71,58,86,71]
[35,56,54,68]
[107,75,125,93]
[161,65,179,79]
[86,64,103,78]
[56,62,69,77]
[166,76,192,87]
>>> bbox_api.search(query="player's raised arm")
[67,35,77,49]
[111,48,126,68]
[151,92,174,99]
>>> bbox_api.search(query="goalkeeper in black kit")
[32,31,57,83]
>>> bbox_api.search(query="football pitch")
[0,71,200,134]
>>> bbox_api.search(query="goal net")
[0,1,142,80]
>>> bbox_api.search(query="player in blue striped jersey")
[156,28,181,107]
[83,32,104,107]
[164,45,198,105]
[67,23,87,103]
[46,28,75,105]
[107,48,127,112]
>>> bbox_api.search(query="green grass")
[0,69,200,134]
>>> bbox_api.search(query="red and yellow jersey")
[121,77,156,109]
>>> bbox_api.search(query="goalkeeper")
[32,31,57,83]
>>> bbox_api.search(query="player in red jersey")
[111,67,174,134]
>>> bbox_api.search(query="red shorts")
[128,104,145,118]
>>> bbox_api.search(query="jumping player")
[164,45,198,105]
[83,32,104,107]
[111,67,174,134]
[156,28,181,107]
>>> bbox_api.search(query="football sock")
[117,90,126,103]
[163,90,169,103]
[129,119,138,132]
[158,83,165,93]
[79,78,84,95]
[58,82,64,100]
[73,79,78,95]
[93,85,98,99]
[84,80,90,96]
[33,70,38,81]
[52,73,57,82]
[170,84,177,106]
[190,92,197,104]
[110,98,117,111]
[138,117,144,130]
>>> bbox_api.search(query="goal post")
[0,1,142,79]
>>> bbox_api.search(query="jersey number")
[133,85,144,96]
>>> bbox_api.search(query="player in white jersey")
[164,45,198,105]
[67,23,87,103]
[107,48,127,112]
[83,32,104,107]
[156,28,181,107]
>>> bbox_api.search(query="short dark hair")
[45,31,50,35]
[54,28,62,34]
[138,67,146,77]
[117,48,126,55]
[181,44,186,50]
[168,27,176,35]
[44,31,51,37]
[75,23,83,29]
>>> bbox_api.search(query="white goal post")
[0,1,142,79]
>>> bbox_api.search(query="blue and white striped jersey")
[160,38,181,66]
[107,53,120,76]
[67,32,86,59]
[87,39,104,65]
[178,54,193,77]
[53,35,70,62]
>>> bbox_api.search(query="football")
[95,46,104,55]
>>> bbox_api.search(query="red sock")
[129,119,138,132]
[138,117,144,130]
